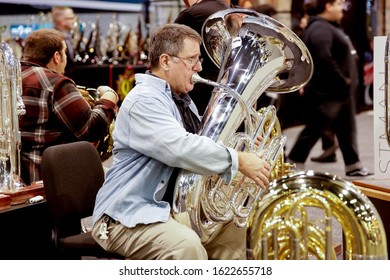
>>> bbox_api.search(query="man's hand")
[98,86,119,104]
[238,152,270,189]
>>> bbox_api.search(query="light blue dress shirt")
[92,73,238,228]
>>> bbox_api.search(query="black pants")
[288,93,359,166]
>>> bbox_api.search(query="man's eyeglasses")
[170,55,203,69]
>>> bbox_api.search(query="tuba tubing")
[192,73,260,143]
[248,171,388,260]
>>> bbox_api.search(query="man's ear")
[52,51,61,65]
[324,2,333,12]
[160,54,170,71]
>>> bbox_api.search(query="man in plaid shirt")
[19,28,119,185]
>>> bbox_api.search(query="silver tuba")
[0,42,26,192]
[172,9,313,243]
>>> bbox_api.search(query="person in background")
[231,0,253,8]
[174,0,231,115]
[303,1,339,163]
[287,0,372,177]
[91,23,270,260]
[19,28,118,185]
[238,0,253,8]
[51,6,76,79]
[251,3,277,16]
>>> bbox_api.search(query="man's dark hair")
[304,0,336,16]
[23,28,65,65]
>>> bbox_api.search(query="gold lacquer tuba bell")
[0,42,26,192]
[172,9,313,243]
[248,171,388,260]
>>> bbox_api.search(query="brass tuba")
[248,171,388,260]
[0,42,26,192]
[172,9,313,243]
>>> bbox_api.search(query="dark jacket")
[303,16,355,100]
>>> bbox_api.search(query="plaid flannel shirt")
[19,60,117,184]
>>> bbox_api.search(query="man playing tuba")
[19,28,119,185]
[91,23,270,260]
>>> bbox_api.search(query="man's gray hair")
[149,23,202,68]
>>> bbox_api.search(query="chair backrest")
[41,141,105,238]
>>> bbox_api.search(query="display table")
[0,200,52,259]
[0,181,45,206]
[353,179,390,258]
[0,182,52,259]
[353,179,390,201]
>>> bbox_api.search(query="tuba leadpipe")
[0,42,26,192]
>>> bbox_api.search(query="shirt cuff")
[219,147,238,184]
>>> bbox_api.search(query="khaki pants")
[92,215,246,260]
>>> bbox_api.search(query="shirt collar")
[146,70,192,108]
[20,58,46,68]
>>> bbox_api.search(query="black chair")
[41,141,122,259]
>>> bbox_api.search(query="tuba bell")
[0,42,26,192]
[172,9,313,243]
[248,171,388,260]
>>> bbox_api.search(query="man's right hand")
[98,86,119,104]
[237,152,270,189]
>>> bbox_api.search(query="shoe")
[345,167,374,177]
[311,145,338,163]
[311,153,337,163]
